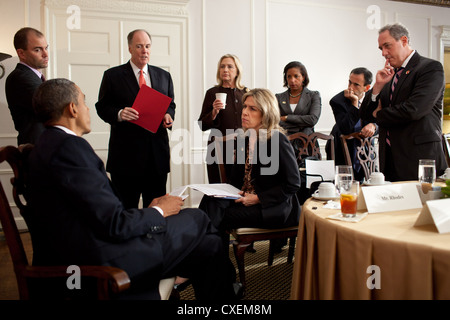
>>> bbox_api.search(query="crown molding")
[390,0,450,8]
[442,25,450,39]
[42,0,189,17]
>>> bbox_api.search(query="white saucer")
[438,175,450,180]
[362,181,392,186]
[312,192,339,201]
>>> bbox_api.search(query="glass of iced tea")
[339,180,359,218]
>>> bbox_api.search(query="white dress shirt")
[130,60,151,88]
[371,50,416,101]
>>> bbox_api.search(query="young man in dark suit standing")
[28,78,237,300]
[5,27,48,145]
[96,29,175,209]
[360,23,446,182]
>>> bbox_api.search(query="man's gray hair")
[379,23,410,43]
[33,78,79,124]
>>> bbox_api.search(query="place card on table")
[415,198,450,234]
[360,183,422,213]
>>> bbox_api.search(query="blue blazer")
[27,127,212,299]
[326,90,376,166]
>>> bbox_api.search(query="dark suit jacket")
[197,86,248,183]
[5,63,45,145]
[229,130,301,227]
[95,61,176,175]
[26,127,213,299]
[360,52,446,181]
[276,88,321,136]
[326,91,376,167]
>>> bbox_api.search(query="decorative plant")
[441,179,450,198]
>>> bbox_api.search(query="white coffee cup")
[316,182,336,198]
[369,172,385,184]
[215,93,227,109]
[445,168,450,179]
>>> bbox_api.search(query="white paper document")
[170,183,242,200]
[361,183,422,213]
[189,183,242,199]
[169,185,189,200]
[415,198,450,234]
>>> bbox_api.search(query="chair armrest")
[19,265,131,294]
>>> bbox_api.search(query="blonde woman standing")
[198,54,249,183]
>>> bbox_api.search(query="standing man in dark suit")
[96,29,175,209]
[28,78,237,300]
[5,27,48,145]
[360,23,446,182]
[326,67,377,181]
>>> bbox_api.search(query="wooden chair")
[340,132,379,181]
[0,144,174,300]
[287,131,335,161]
[288,132,335,199]
[442,133,450,167]
[213,133,298,293]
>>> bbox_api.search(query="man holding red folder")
[96,29,176,209]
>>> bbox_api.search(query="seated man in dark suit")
[26,78,238,300]
[326,67,377,182]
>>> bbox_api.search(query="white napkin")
[323,200,341,209]
[326,212,368,223]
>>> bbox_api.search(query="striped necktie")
[389,67,404,104]
[386,67,404,146]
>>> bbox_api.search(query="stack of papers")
[170,183,242,200]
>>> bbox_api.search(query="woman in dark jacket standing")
[198,54,248,183]
[276,61,322,157]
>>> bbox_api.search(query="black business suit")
[360,52,446,181]
[27,127,235,300]
[326,91,377,181]
[5,63,45,145]
[96,61,176,208]
[200,130,301,236]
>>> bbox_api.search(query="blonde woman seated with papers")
[199,88,301,262]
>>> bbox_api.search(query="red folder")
[130,84,173,133]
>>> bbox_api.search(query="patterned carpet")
[179,240,295,300]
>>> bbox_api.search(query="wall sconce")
[0,53,12,79]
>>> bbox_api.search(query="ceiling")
[390,0,450,7]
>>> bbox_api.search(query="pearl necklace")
[289,91,302,98]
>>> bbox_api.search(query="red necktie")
[139,70,146,88]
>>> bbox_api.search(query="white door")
[45,1,189,206]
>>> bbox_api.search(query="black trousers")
[111,169,167,209]
[121,209,236,300]
[383,143,398,182]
